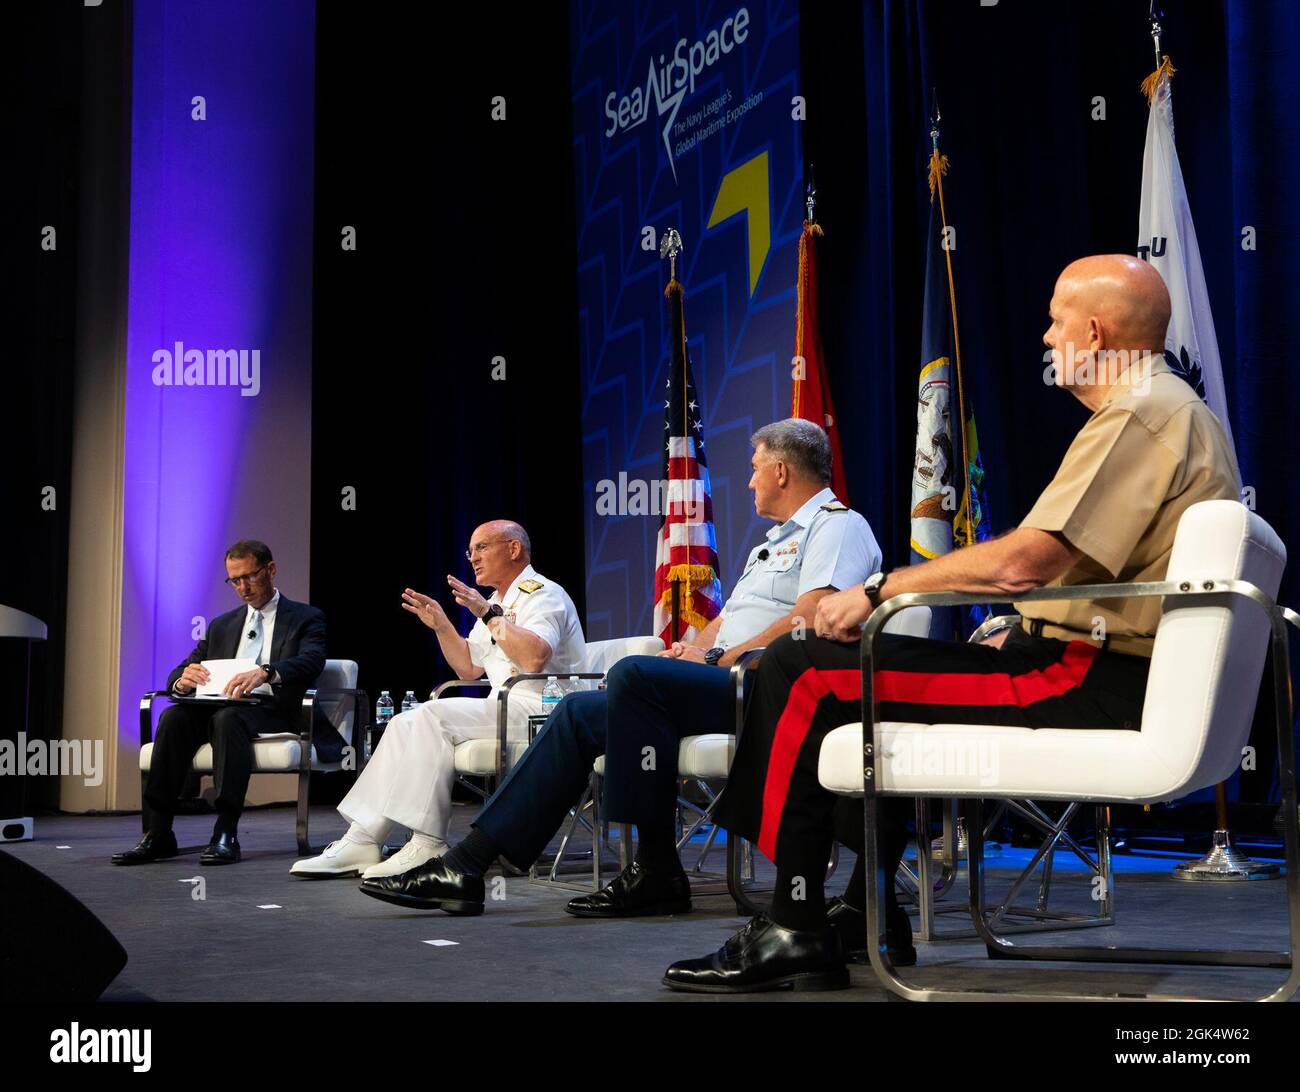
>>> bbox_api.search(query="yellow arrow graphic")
[706,151,770,298]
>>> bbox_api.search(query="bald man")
[291,521,585,879]
[664,255,1241,993]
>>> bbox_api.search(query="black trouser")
[713,628,1150,887]
[144,703,289,838]
[475,656,734,868]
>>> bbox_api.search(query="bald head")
[473,519,531,555]
[1043,255,1172,409]
[1054,254,1171,350]
[467,519,532,590]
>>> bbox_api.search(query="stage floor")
[8,806,1295,1002]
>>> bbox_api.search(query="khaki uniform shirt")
[1014,358,1240,656]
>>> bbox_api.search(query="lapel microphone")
[248,630,257,640]
[757,549,770,560]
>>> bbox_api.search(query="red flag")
[791,221,850,503]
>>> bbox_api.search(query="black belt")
[1025,617,1110,651]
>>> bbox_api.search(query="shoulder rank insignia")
[820,502,849,512]
[517,579,544,593]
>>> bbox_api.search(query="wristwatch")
[480,603,504,625]
[704,646,726,665]
[863,571,887,607]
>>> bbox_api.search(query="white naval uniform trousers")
[337,687,543,843]
[337,564,586,843]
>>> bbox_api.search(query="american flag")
[652,277,722,645]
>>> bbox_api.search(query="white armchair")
[139,659,366,855]
[443,636,665,794]
[818,500,1299,1001]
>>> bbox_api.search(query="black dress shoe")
[359,857,485,915]
[826,896,917,967]
[663,913,849,993]
[111,830,178,866]
[199,833,241,866]
[565,862,692,918]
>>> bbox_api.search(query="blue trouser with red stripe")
[712,627,1150,872]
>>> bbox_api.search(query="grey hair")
[500,520,532,557]
[750,418,833,485]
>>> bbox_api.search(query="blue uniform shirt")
[715,487,882,649]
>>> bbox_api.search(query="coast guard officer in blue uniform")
[359,418,882,918]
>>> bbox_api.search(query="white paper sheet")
[197,658,273,697]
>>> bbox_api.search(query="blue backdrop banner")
[570,0,804,640]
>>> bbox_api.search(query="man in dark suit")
[111,540,332,866]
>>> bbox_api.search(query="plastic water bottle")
[372,691,395,760]
[401,690,418,714]
[541,676,563,717]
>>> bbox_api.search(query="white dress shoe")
[360,838,447,879]
[290,839,382,878]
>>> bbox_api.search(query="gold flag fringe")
[927,149,949,201]
[1141,55,1176,105]
[661,563,717,588]
[792,223,823,419]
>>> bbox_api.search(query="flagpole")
[1148,0,1163,70]
[793,169,821,421]
[928,92,974,548]
[660,227,689,643]
[1135,7,1275,884]
[1142,2,1175,98]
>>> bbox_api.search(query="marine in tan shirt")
[1016,352,1240,654]
[814,253,1240,651]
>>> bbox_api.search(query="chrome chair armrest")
[496,673,608,774]
[305,686,369,767]
[138,690,176,748]
[728,648,766,740]
[968,613,1022,644]
[861,578,1284,801]
[432,678,492,699]
[298,692,318,774]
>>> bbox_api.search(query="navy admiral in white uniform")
[292,520,585,880]
[358,419,882,917]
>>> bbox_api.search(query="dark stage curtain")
[800,0,1300,808]
[310,9,586,708]
[3,3,130,811]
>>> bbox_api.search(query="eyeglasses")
[464,538,510,560]
[225,565,268,587]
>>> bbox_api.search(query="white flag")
[1137,66,1237,456]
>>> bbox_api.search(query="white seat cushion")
[583,636,665,675]
[452,738,531,776]
[819,721,1189,803]
[677,734,735,778]
[591,734,735,779]
[139,735,341,774]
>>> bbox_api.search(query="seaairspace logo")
[603,7,750,181]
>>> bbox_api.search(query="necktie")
[246,610,264,665]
